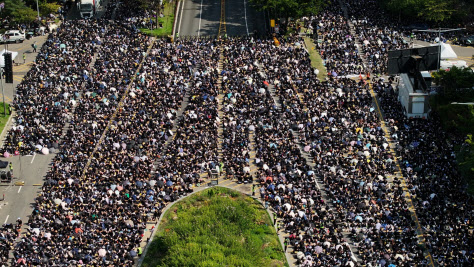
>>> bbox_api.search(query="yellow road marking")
[368,80,434,267]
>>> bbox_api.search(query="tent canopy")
[430,43,457,59]
[0,49,18,67]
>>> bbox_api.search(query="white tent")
[430,43,457,59]
[0,49,18,68]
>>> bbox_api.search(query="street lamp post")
[36,0,40,19]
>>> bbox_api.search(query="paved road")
[0,34,52,227]
[0,153,54,225]
[176,0,267,37]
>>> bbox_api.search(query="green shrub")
[142,187,288,267]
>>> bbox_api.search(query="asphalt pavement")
[176,0,267,37]
[0,34,51,226]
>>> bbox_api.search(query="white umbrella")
[113,143,120,149]
[54,199,61,205]
[41,148,49,155]
[35,144,43,150]
[395,254,405,260]
[149,180,156,187]
[249,125,255,131]
[67,178,74,185]
[98,248,107,257]
[297,251,305,260]
[243,166,250,173]
[259,88,265,94]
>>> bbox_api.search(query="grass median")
[304,36,327,81]
[139,2,176,37]
[142,187,288,267]
[0,103,11,136]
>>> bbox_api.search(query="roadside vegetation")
[142,187,287,267]
[381,0,473,24]
[0,103,11,137]
[138,0,175,37]
[0,0,61,24]
[430,66,474,193]
[303,36,327,80]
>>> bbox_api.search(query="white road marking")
[178,0,186,36]
[17,186,22,194]
[198,0,203,37]
[30,153,36,164]
[4,215,9,224]
[243,0,249,35]
[172,0,181,38]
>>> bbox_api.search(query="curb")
[0,110,14,149]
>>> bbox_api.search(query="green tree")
[0,0,37,23]
[39,1,61,17]
[13,6,37,23]
[418,0,456,22]
[432,66,474,101]
[251,0,326,18]
[382,0,472,24]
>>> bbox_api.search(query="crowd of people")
[0,0,472,266]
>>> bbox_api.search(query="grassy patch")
[139,2,175,37]
[0,103,11,135]
[303,37,327,80]
[142,187,287,267]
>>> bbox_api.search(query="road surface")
[175,0,267,37]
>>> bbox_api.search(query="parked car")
[1,30,26,43]
[457,35,474,46]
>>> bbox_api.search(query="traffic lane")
[226,0,248,36]
[0,153,54,225]
[199,0,221,37]
[177,0,202,36]
[225,0,267,37]
[245,2,267,37]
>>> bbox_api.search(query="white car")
[1,30,26,43]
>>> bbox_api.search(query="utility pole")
[36,0,40,19]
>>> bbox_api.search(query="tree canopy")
[250,0,327,19]
[0,0,62,24]
[382,0,473,24]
